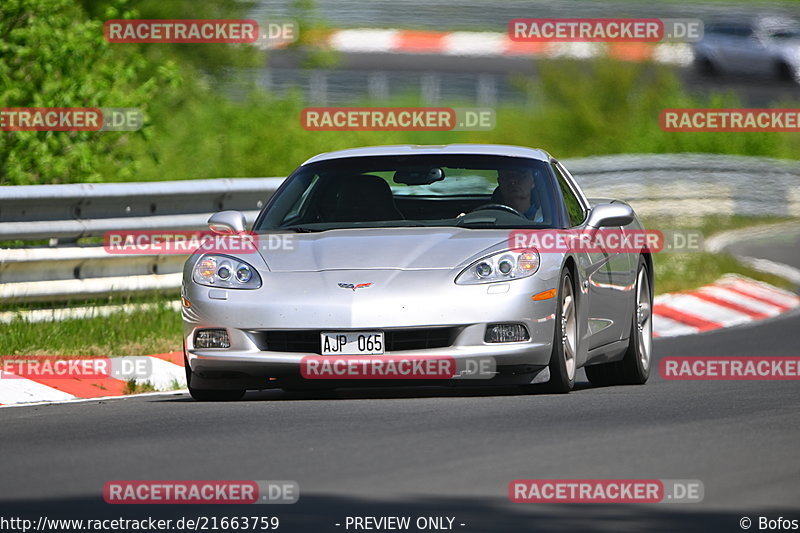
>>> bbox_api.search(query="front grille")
[384,328,456,351]
[255,327,458,354]
[260,330,320,353]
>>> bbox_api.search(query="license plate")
[320,331,384,355]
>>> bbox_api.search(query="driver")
[496,167,542,221]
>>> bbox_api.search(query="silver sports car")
[181,144,653,400]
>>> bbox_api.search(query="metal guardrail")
[568,153,800,218]
[0,177,282,305]
[0,177,283,241]
[1,153,799,307]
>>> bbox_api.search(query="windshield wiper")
[456,216,499,227]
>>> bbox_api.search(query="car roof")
[301,144,552,165]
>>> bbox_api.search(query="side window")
[552,163,585,227]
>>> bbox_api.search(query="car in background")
[181,144,654,400]
[694,17,800,82]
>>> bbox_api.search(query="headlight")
[192,254,261,289]
[455,249,540,285]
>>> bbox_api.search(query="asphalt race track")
[1,240,798,532]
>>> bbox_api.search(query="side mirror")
[208,210,247,235]
[586,203,634,228]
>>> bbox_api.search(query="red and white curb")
[0,352,185,408]
[0,275,796,407]
[325,28,693,66]
[652,275,800,337]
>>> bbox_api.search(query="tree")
[0,0,177,184]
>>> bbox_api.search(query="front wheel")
[184,354,246,402]
[777,61,800,83]
[543,269,577,393]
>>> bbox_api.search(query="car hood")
[256,227,510,272]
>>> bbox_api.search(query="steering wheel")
[468,203,525,218]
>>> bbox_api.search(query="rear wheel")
[543,269,577,393]
[184,354,246,402]
[586,257,652,386]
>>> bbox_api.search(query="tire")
[776,61,799,83]
[184,354,246,402]
[542,268,578,393]
[586,257,652,387]
[694,55,717,77]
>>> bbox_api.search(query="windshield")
[254,154,565,232]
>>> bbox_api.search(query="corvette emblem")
[338,282,373,291]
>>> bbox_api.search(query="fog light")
[485,323,529,343]
[194,328,230,349]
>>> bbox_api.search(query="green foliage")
[285,0,340,69]
[0,298,182,356]
[1,0,798,186]
[0,0,179,184]
[76,0,263,75]
[503,59,795,158]
[110,59,799,182]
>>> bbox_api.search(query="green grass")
[653,251,793,295]
[0,299,182,357]
[123,379,158,395]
